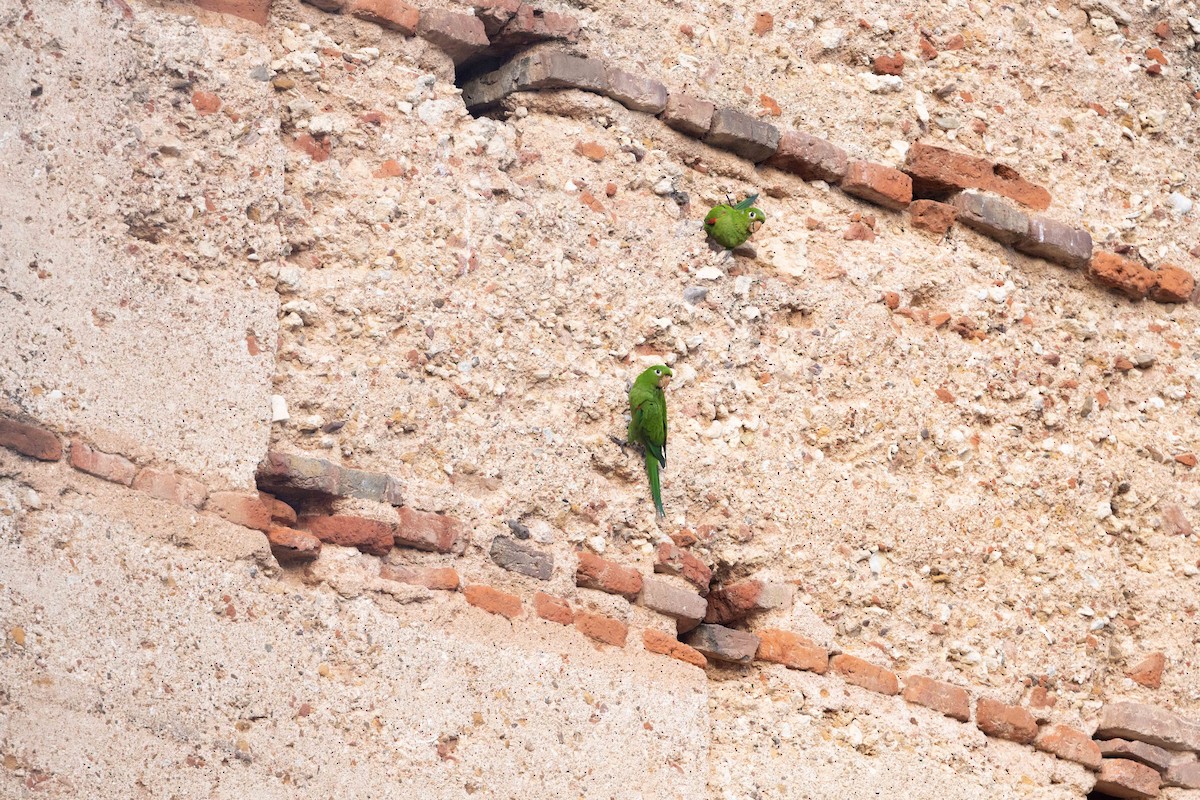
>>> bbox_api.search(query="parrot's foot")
[609,435,631,453]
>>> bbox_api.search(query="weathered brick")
[347,0,419,35]
[266,526,321,563]
[471,0,519,37]
[394,506,466,553]
[418,9,489,64]
[830,654,899,695]
[299,514,393,556]
[0,418,62,461]
[69,439,135,485]
[379,564,460,591]
[1098,739,1181,773]
[1095,758,1162,800]
[489,535,553,580]
[683,624,759,664]
[1088,252,1157,300]
[842,161,913,210]
[206,491,272,531]
[464,584,522,618]
[975,698,1037,744]
[1034,725,1102,770]
[908,199,957,235]
[603,67,667,114]
[704,579,793,624]
[703,108,780,163]
[763,130,848,183]
[660,92,715,138]
[1165,758,1200,790]
[491,4,578,46]
[643,629,706,668]
[1096,701,1200,752]
[755,628,828,673]
[574,611,627,646]
[259,491,297,526]
[901,675,970,721]
[951,190,1030,245]
[191,0,271,24]
[336,466,405,506]
[257,451,404,505]
[904,142,1051,210]
[576,550,643,600]
[638,577,706,631]
[1150,264,1195,303]
[132,468,208,509]
[1015,215,1093,268]
[462,49,608,109]
[1126,652,1166,689]
[654,542,711,593]
[533,591,573,625]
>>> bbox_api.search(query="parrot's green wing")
[632,399,666,468]
[733,193,759,210]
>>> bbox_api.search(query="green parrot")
[703,193,766,249]
[627,364,673,518]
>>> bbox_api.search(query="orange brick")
[191,90,221,115]
[206,491,272,531]
[132,468,208,508]
[902,675,970,721]
[1150,264,1195,303]
[830,654,900,695]
[643,629,706,668]
[1126,652,1166,688]
[576,550,642,600]
[1034,725,1102,770]
[1089,252,1156,300]
[975,698,1037,743]
[574,611,627,647]
[266,526,321,563]
[842,161,913,211]
[299,515,393,557]
[755,629,828,673]
[69,438,135,485]
[347,0,419,34]
[0,418,62,462]
[534,591,574,625]
[1096,758,1161,798]
[379,564,460,591]
[464,584,522,619]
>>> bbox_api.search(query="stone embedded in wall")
[394,506,466,553]
[907,199,957,236]
[266,525,322,562]
[654,542,711,594]
[301,0,346,12]
[830,654,900,695]
[1126,652,1166,689]
[576,550,643,600]
[379,564,461,591]
[763,130,848,183]
[206,491,273,531]
[1034,725,1102,770]
[704,579,793,624]
[299,514,394,556]
[901,675,970,721]
[1088,252,1157,300]
[0,417,63,462]
[660,92,715,138]
[842,161,913,210]
[69,438,136,485]
[534,591,574,625]
[754,629,828,673]
[703,108,780,163]
[190,0,272,25]
[975,698,1038,744]
[1166,759,1200,790]
[346,0,420,35]
[904,142,1051,210]
[1095,758,1162,800]
[951,190,1030,245]
[574,610,628,646]
[638,577,707,631]
[1098,739,1183,773]
[604,67,668,115]
[418,10,490,65]
[464,584,523,618]
[643,629,707,668]
[490,535,553,580]
[1014,215,1093,268]
[1095,702,1200,752]
[683,623,760,664]
[257,451,405,506]
[132,468,209,509]
[1150,264,1195,303]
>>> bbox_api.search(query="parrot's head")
[640,364,674,390]
[746,207,766,233]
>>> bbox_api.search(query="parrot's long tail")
[644,452,665,518]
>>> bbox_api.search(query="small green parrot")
[628,364,673,518]
[703,193,766,249]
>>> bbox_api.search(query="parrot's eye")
[654,369,661,375]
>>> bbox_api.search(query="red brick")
[489,3,579,46]
[904,142,1051,210]
[873,52,904,75]
[755,629,828,673]
[1177,453,1198,467]
[574,611,627,646]
[603,68,668,114]
[1034,725,1102,770]
[206,491,272,531]
[299,514,394,556]
[920,36,938,60]
[1154,20,1171,39]
[418,9,489,65]
[132,468,208,508]
[266,526,321,563]
[909,199,957,235]
[843,221,876,241]
[69,439,135,484]
[643,629,707,668]
[1089,252,1156,300]
[191,91,222,115]
[290,133,330,162]
[189,0,271,25]
[463,584,522,619]
[574,141,607,161]
[533,591,573,625]
[379,564,460,591]
[394,506,466,553]
[1126,652,1166,689]
[660,92,715,138]
[764,130,848,183]
[575,550,643,600]
[704,580,792,624]
[654,542,711,593]
[902,675,970,721]
[1150,264,1195,303]
[830,654,899,695]
[259,491,297,526]
[0,418,62,461]
[842,161,913,210]
[1095,758,1161,799]
[347,0,419,35]
[975,698,1037,743]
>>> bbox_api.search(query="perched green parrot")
[703,193,766,249]
[628,365,673,518]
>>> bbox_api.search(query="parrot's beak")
[749,220,763,233]
[660,374,672,389]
